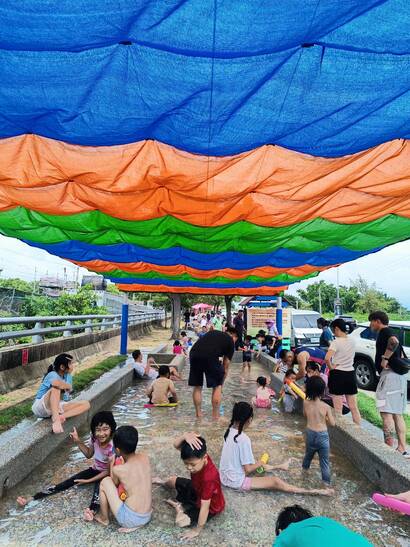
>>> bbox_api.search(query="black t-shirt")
[184,311,190,321]
[190,331,235,364]
[375,327,400,373]
[233,316,244,334]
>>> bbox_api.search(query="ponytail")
[44,353,73,378]
[224,402,254,443]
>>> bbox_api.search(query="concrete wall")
[258,352,410,493]
[0,342,183,498]
[0,320,162,393]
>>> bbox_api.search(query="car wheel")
[354,358,377,390]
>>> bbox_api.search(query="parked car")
[334,315,357,333]
[291,309,322,347]
[350,322,410,390]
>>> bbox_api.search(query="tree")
[0,278,35,294]
[297,281,336,314]
[224,295,233,324]
[169,293,181,338]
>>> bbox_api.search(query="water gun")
[256,452,269,474]
[285,380,306,400]
[114,457,127,501]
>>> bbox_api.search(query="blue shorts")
[115,503,151,528]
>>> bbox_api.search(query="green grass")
[0,354,125,432]
[357,392,410,444]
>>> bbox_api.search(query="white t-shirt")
[328,337,355,371]
[219,427,255,489]
[126,356,158,380]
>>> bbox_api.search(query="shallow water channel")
[0,359,409,546]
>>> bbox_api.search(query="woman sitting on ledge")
[31,353,90,434]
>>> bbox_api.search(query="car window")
[292,314,320,328]
[359,327,377,341]
[389,326,410,346]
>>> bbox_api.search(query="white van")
[291,309,322,347]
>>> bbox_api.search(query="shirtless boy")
[85,425,152,533]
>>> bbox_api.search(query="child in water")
[31,353,90,434]
[240,335,253,375]
[219,402,333,496]
[282,369,299,413]
[88,425,152,533]
[153,432,225,541]
[302,376,335,486]
[173,340,185,355]
[17,411,117,517]
[252,376,276,408]
[146,365,178,404]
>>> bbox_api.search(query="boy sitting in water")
[153,432,225,541]
[146,365,178,404]
[87,425,152,533]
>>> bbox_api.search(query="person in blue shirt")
[32,353,90,434]
[274,505,372,546]
[317,318,334,350]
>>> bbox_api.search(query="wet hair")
[132,349,142,360]
[330,318,347,333]
[224,401,254,443]
[180,436,207,460]
[225,325,239,337]
[278,349,288,359]
[275,505,313,536]
[244,335,252,342]
[368,310,389,325]
[180,331,187,337]
[173,340,181,346]
[90,411,117,438]
[46,353,73,376]
[305,376,326,400]
[284,368,296,379]
[158,365,170,377]
[113,425,138,454]
[306,362,320,373]
[317,317,329,328]
[257,329,266,336]
[256,376,267,387]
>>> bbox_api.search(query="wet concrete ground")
[0,360,409,546]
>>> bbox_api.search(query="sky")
[1,234,410,307]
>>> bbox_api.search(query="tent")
[0,2,409,295]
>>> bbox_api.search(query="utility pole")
[318,283,322,315]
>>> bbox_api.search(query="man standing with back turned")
[369,311,409,458]
[188,326,238,420]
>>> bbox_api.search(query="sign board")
[246,307,291,338]
[21,348,29,366]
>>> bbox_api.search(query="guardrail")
[0,310,165,344]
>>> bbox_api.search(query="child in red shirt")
[153,432,224,541]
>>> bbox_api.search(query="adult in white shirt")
[325,318,361,425]
[127,349,158,380]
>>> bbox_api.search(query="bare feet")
[164,500,191,528]
[118,526,142,533]
[93,513,109,526]
[83,508,95,522]
[16,496,29,507]
[52,420,64,434]
[152,477,165,486]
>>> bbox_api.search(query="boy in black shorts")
[153,432,225,541]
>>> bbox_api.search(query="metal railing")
[0,310,165,344]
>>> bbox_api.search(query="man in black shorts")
[188,326,238,419]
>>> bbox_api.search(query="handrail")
[0,310,165,345]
